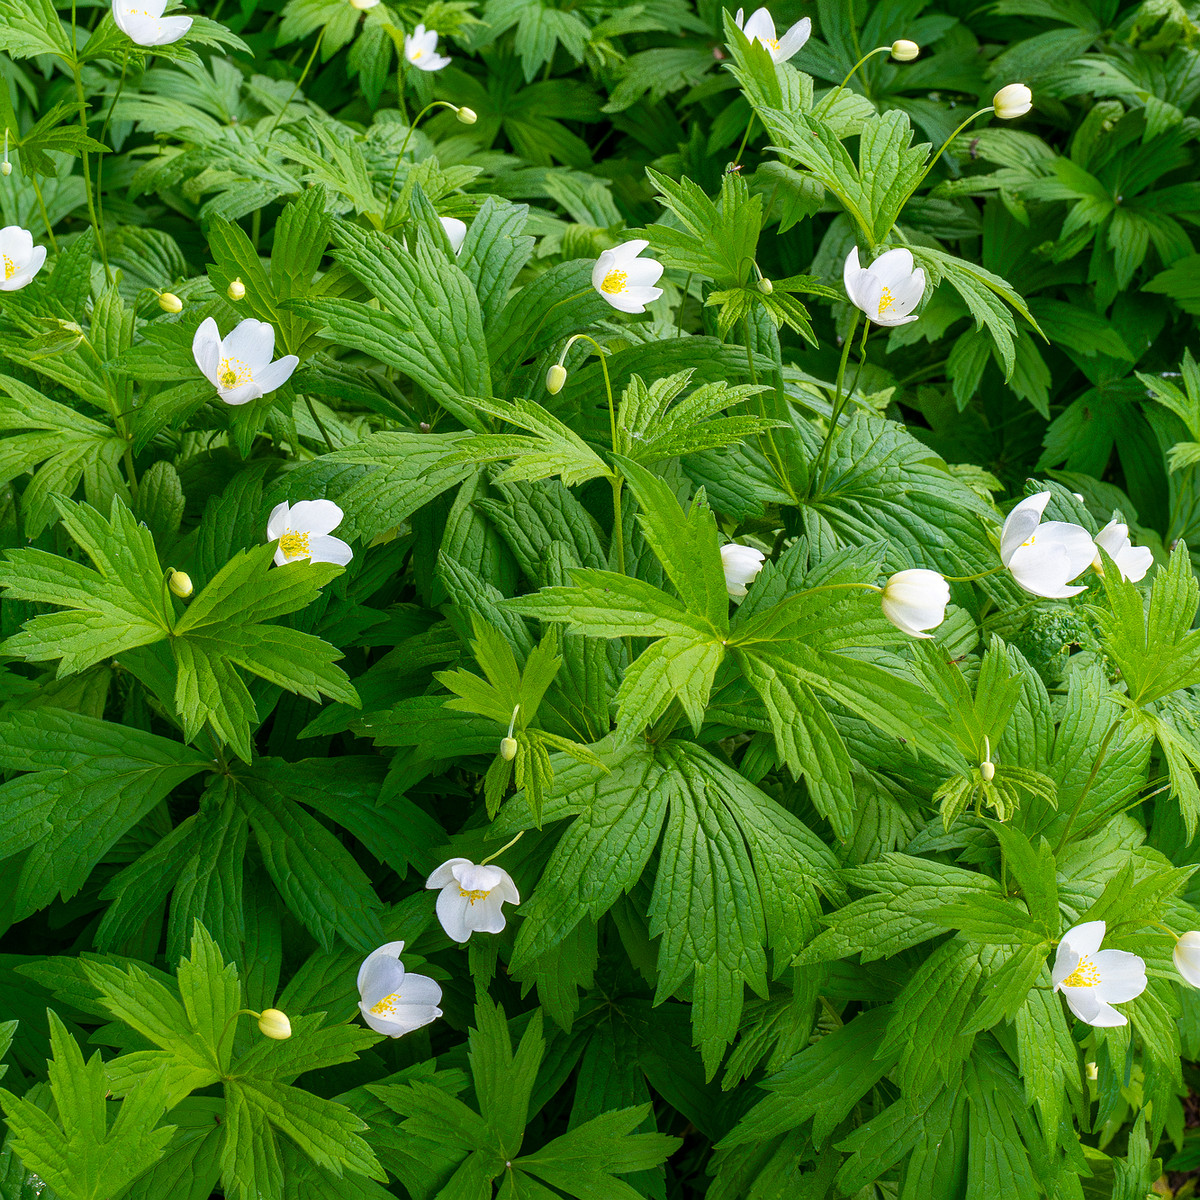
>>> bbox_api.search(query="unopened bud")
[257,1008,292,1040]
[546,364,567,394]
[457,106,477,125]
[0,162,11,177]
[891,39,919,61]
[350,0,379,9]
[500,736,518,761]
[227,277,246,301]
[993,83,1033,120]
[158,292,183,313]
[980,760,995,782]
[757,277,773,295]
[168,570,193,599]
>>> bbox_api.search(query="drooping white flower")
[1000,492,1095,599]
[843,246,926,327]
[720,543,765,598]
[993,83,1033,119]
[880,569,949,638]
[266,499,353,567]
[441,216,467,255]
[1174,931,1200,987]
[192,317,299,406]
[111,0,192,46]
[405,24,451,71]
[733,7,811,63]
[1052,920,1146,1027]
[592,240,664,314]
[426,858,520,943]
[357,941,443,1037]
[1093,520,1152,583]
[0,226,46,292]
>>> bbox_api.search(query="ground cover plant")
[3,0,1200,1196]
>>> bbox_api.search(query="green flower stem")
[519,289,594,380]
[303,395,336,454]
[30,176,58,253]
[216,1008,262,1065]
[480,830,524,866]
[909,106,995,195]
[941,565,1006,583]
[732,113,757,167]
[814,45,891,118]
[68,28,109,280]
[742,315,791,501]
[810,309,865,498]
[1052,716,1123,856]
[386,101,460,202]
[267,26,325,139]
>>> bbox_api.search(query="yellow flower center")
[601,269,627,295]
[218,356,254,389]
[411,48,424,59]
[878,286,896,315]
[763,36,779,50]
[279,530,310,557]
[2,254,14,280]
[458,885,491,905]
[1021,533,1037,548]
[370,991,402,1016]
[1061,955,1101,988]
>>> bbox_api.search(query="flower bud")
[891,39,919,61]
[158,292,183,313]
[980,760,995,782]
[546,364,567,395]
[227,277,246,301]
[0,162,11,177]
[257,1008,292,1040]
[756,276,773,295]
[880,569,949,638]
[500,736,518,760]
[457,106,477,125]
[168,570,193,599]
[1174,931,1200,987]
[350,0,379,9]
[993,83,1032,120]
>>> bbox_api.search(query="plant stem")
[814,45,890,118]
[910,106,995,193]
[70,56,109,280]
[303,395,336,453]
[810,309,862,498]
[733,113,757,166]
[387,100,457,200]
[31,176,58,252]
[1052,717,1122,856]
[267,27,324,138]
[480,830,524,865]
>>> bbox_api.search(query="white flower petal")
[253,354,299,396]
[622,258,664,288]
[1174,932,1200,987]
[223,318,276,371]
[1000,492,1051,565]
[359,956,407,1007]
[441,216,467,254]
[775,17,811,59]
[152,13,192,43]
[436,886,474,943]
[192,318,221,385]
[1060,920,1106,961]
[266,501,291,541]
[397,971,443,1008]
[217,380,262,407]
[0,225,33,268]
[880,569,949,637]
[452,862,507,892]
[357,941,406,995]
[287,499,344,537]
[308,534,354,566]
[742,7,776,45]
[427,857,473,889]
[842,246,866,308]
[468,893,509,935]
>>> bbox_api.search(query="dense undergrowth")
[3,0,1200,1196]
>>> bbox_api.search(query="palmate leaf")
[0,1012,174,1200]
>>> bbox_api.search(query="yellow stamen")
[1021,534,1037,548]
[878,286,896,315]
[2,254,14,280]
[763,36,779,50]
[279,530,310,558]
[370,992,402,1016]
[601,269,627,295]
[458,885,491,906]
[1061,956,1101,988]
[218,357,254,389]
[412,48,424,59]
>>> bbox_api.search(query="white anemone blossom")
[1174,931,1200,988]
[192,318,299,406]
[441,217,467,255]
[1093,519,1152,582]
[880,569,949,638]
[426,858,520,943]
[357,941,443,1037]
[267,500,353,567]
[1000,491,1094,598]
[843,246,926,327]
[111,0,192,46]
[720,543,765,598]
[734,7,811,63]
[0,227,46,292]
[1052,920,1146,1027]
[405,24,451,71]
[592,240,664,314]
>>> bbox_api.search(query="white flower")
[891,39,919,61]
[357,941,443,1037]
[721,543,765,598]
[405,24,451,71]
[1174,931,1200,987]
[257,1009,291,1040]
[993,83,1032,119]
[1000,491,1095,599]
[843,246,926,327]
[266,499,353,567]
[111,0,192,46]
[592,240,664,314]
[350,0,378,8]
[733,7,811,63]
[426,858,520,943]
[1093,520,1152,582]
[880,569,949,638]
[441,216,467,255]
[0,226,46,292]
[1052,920,1146,1027]
[192,317,299,406]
